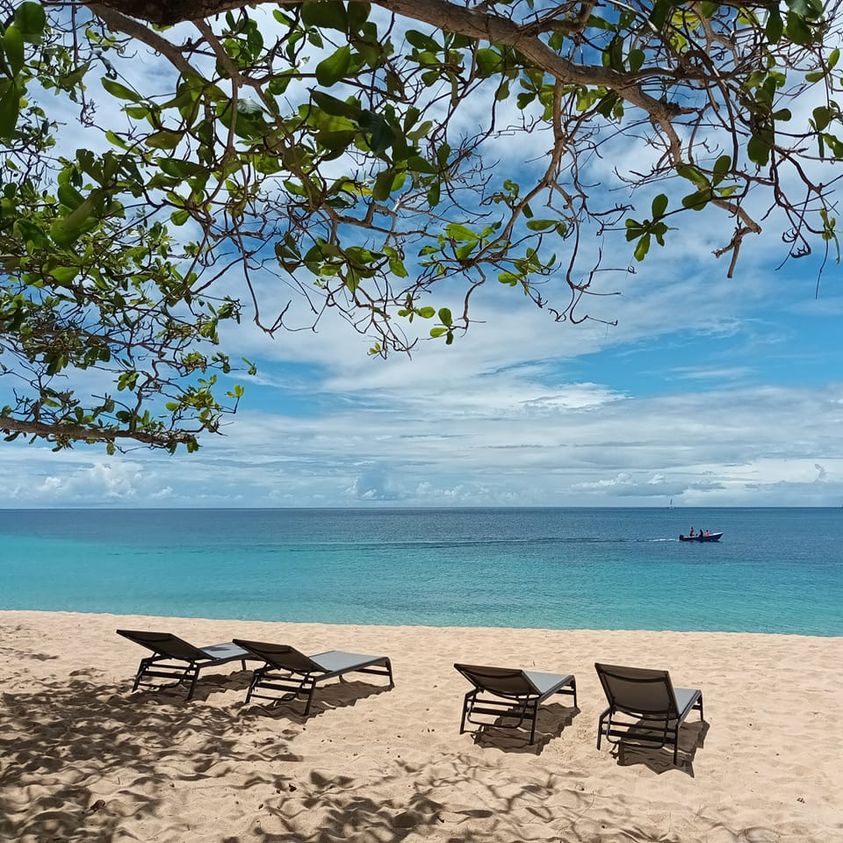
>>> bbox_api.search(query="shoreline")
[2,610,842,841]
[2,608,840,639]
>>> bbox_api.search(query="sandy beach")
[1,611,841,842]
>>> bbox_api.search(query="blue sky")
[2,13,843,508]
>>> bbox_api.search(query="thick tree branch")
[86,0,689,124]
[86,2,200,78]
[0,415,193,446]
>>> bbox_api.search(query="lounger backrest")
[454,663,534,697]
[116,630,210,662]
[595,662,679,717]
[232,639,322,674]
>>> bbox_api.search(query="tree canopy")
[0,0,840,450]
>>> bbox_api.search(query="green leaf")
[344,269,359,293]
[785,12,812,45]
[676,165,709,188]
[405,30,438,51]
[407,155,436,174]
[14,2,47,44]
[651,193,668,218]
[101,77,141,102]
[301,1,348,31]
[634,234,650,261]
[58,62,90,90]
[170,209,190,226]
[438,307,452,326]
[50,266,79,284]
[830,48,840,69]
[766,10,783,42]
[316,45,352,86]
[58,182,85,209]
[712,155,731,185]
[49,196,97,247]
[311,90,361,119]
[813,106,833,131]
[628,49,645,73]
[649,0,670,29]
[475,48,502,77]
[517,92,536,110]
[526,219,556,231]
[146,130,182,150]
[445,223,478,242]
[416,306,436,318]
[681,189,711,210]
[159,159,205,178]
[367,117,393,155]
[372,169,394,201]
[747,134,770,167]
[429,326,448,338]
[3,25,25,75]
[0,81,21,138]
[347,1,370,31]
[787,0,822,20]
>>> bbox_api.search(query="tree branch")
[0,415,193,446]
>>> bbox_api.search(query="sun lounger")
[232,639,394,716]
[454,663,577,744]
[117,629,254,700]
[594,662,704,764]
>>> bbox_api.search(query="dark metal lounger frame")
[595,662,704,765]
[117,630,249,701]
[233,639,394,717]
[455,664,578,745]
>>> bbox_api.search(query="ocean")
[0,508,840,635]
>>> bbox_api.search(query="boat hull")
[679,533,723,542]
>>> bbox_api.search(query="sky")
[3,11,843,508]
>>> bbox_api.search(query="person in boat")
[689,527,695,537]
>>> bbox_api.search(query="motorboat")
[679,532,723,542]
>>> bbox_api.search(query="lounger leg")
[529,701,538,745]
[673,732,679,766]
[302,684,316,717]
[572,677,578,709]
[241,659,247,671]
[132,658,149,693]
[459,691,474,734]
[385,658,394,688]
[245,667,262,704]
[597,708,611,750]
[186,665,200,701]
[698,693,704,720]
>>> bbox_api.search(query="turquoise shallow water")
[0,508,841,635]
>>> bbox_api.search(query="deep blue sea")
[0,508,841,635]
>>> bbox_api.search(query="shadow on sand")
[605,719,710,777]
[469,702,580,754]
[0,673,778,843]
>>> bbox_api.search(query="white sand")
[1,611,841,842]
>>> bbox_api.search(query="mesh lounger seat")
[232,639,394,717]
[595,662,704,765]
[117,629,255,701]
[454,663,577,744]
